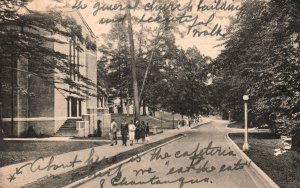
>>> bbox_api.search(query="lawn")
[0,140,108,167]
[227,121,244,129]
[228,121,272,129]
[111,114,177,129]
[229,133,300,188]
[153,111,185,121]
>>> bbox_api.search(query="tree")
[159,47,210,117]
[126,0,140,120]
[211,0,300,149]
[101,0,186,118]
[99,19,131,113]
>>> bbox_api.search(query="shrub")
[26,126,37,137]
[291,124,300,151]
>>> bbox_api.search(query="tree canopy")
[210,0,300,139]
[0,0,97,99]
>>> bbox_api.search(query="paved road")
[77,120,266,188]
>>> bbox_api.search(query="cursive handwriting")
[174,141,236,159]
[93,0,139,16]
[7,141,249,187]
[71,0,240,37]
[111,170,210,188]
[144,0,193,12]
[219,159,251,172]
[167,159,216,175]
[133,167,156,176]
[192,24,223,37]
[72,0,87,10]
[8,154,82,182]
[197,0,240,11]
[150,147,172,161]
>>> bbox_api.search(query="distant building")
[109,97,149,115]
[0,8,110,137]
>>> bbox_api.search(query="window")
[69,38,80,82]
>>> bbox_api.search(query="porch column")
[68,98,72,117]
[76,99,79,117]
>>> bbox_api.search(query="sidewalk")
[3,137,111,142]
[226,122,271,133]
[0,119,210,188]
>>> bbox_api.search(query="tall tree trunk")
[120,92,123,114]
[139,29,163,103]
[142,100,146,116]
[126,0,140,121]
[126,93,130,116]
[0,64,3,135]
[118,60,123,114]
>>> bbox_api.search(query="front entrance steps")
[55,118,81,137]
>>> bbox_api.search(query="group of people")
[110,119,150,146]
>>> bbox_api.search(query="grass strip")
[25,133,184,188]
[229,133,300,188]
[0,141,108,167]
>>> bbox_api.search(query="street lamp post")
[172,111,175,129]
[228,110,231,122]
[242,95,250,151]
[160,110,163,130]
[0,101,2,132]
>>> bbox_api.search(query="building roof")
[61,8,96,39]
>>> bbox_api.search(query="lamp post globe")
[243,95,249,101]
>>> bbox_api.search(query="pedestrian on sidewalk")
[120,119,128,146]
[110,119,118,146]
[128,120,136,146]
[140,121,146,143]
[97,120,102,137]
[135,120,141,144]
[145,122,150,143]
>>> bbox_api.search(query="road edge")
[225,133,280,188]
[63,134,185,188]
[191,120,212,129]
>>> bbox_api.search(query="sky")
[27,0,242,59]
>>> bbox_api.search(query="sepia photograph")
[0,0,299,187]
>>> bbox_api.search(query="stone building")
[0,8,111,137]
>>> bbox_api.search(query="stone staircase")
[55,118,81,137]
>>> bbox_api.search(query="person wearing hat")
[120,119,128,146]
[110,119,118,146]
[135,120,141,144]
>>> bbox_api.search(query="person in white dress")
[128,120,136,146]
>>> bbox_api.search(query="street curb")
[225,133,280,188]
[226,121,237,127]
[225,121,238,130]
[191,120,212,129]
[63,134,185,188]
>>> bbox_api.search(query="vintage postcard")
[0,0,299,187]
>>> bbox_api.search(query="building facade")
[0,9,110,137]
